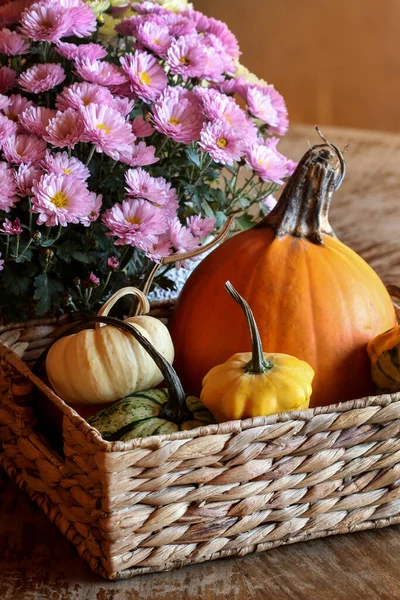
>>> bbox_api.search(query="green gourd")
[87,315,215,440]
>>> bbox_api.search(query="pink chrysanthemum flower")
[3,133,47,165]
[20,2,71,42]
[31,172,93,227]
[216,76,247,98]
[15,162,43,196]
[0,28,29,55]
[246,85,288,135]
[195,87,256,143]
[0,160,18,212]
[107,256,119,270]
[0,94,10,111]
[120,50,167,103]
[59,0,96,38]
[0,252,3,272]
[166,35,207,80]
[131,114,154,138]
[56,82,115,112]
[20,106,56,136]
[125,168,177,206]
[19,63,66,94]
[135,20,172,56]
[245,142,289,184]
[187,10,241,59]
[0,217,23,235]
[164,13,197,37]
[42,150,90,182]
[87,272,100,286]
[151,87,203,144]
[132,2,168,16]
[186,215,216,238]
[115,16,138,37]
[165,216,198,253]
[0,0,32,28]
[80,191,102,226]
[44,108,85,149]
[0,114,17,147]
[80,103,136,160]
[3,93,33,123]
[200,33,235,81]
[263,194,277,211]
[102,198,166,250]
[75,59,127,87]
[146,237,172,262]
[120,140,159,167]
[0,66,17,94]
[56,41,107,61]
[199,121,244,166]
[113,96,135,117]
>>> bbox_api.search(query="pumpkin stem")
[225,282,273,374]
[34,315,192,425]
[261,137,346,244]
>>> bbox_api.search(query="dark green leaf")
[33,274,63,316]
[237,214,255,230]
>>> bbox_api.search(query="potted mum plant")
[0,0,294,322]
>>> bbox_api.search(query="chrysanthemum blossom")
[56,81,115,112]
[75,58,127,87]
[151,87,203,144]
[164,13,197,36]
[0,114,17,147]
[20,106,57,136]
[164,216,198,253]
[0,252,3,272]
[56,41,107,61]
[263,194,277,211]
[42,151,90,181]
[0,94,10,111]
[80,191,102,226]
[120,50,167,102]
[199,33,235,81]
[245,142,289,184]
[166,34,207,80]
[15,162,43,196]
[107,256,119,270]
[112,96,135,117]
[80,103,136,160]
[246,85,288,135]
[199,121,244,166]
[115,15,138,36]
[3,133,47,165]
[0,28,29,55]
[0,160,18,211]
[44,108,85,149]
[0,66,17,94]
[31,172,93,227]
[3,93,33,122]
[186,215,215,238]
[0,0,32,28]
[59,1,97,38]
[19,63,66,94]
[0,217,23,235]
[216,75,247,98]
[135,20,172,56]
[19,2,72,42]
[187,10,240,59]
[120,140,159,166]
[146,236,172,262]
[131,114,154,138]
[131,2,169,15]
[102,198,166,250]
[125,167,177,205]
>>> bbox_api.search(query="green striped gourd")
[85,315,215,440]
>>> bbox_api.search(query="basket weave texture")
[1,304,400,580]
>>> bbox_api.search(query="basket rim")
[2,335,400,452]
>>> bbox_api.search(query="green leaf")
[237,214,255,230]
[2,268,31,296]
[15,248,33,263]
[201,198,216,219]
[33,274,63,316]
[40,239,56,247]
[185,147,201,168]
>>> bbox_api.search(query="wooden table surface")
[1,125,400,600]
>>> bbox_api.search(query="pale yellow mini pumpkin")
[46,287,174,405]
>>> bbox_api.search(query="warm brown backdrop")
[195,0,400,132]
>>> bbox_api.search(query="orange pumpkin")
[170,142,397,407]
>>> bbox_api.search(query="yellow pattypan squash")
[367,325,400,392]
[200,282,314,422]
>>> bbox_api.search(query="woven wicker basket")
[1,301,400,580]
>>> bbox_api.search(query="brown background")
[196,0,400,132]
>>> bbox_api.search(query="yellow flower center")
[153,38,160,45]
[51,191,68,208]
[96,123,110,134]
[168,116,180,126]
[83,97,91,106]
[62,168,72,175]
[180,55,190,65]
[138,71,151,86]
[217,137,227,148]
[126,216,141,225]
[8,112,17,121]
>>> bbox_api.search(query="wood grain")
[195,0,400,132]
[1,125,400,599]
